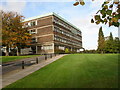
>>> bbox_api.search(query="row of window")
[41,45,53,50]
[54,26,82,41]
[31,36,82,47]
[23,17,81,36]
[29,27,81,43]
[54,35,82,47]
[31,38,37,43]
[58,46,65,50]
[54,17,71,30]
[57,45,81,52]
[54,17,81,35]
[24,20,37,28]
[31,36,81,46]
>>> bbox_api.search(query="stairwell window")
[29,29,37,34]
[30,20,37,26]
[30,21,36,26]
[31,38,37,43]
[41,45,53,50]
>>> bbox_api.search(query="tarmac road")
[2,54,54,75]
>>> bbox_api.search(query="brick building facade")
[23,12,82,54]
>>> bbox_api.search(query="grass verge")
[2,55,41,63]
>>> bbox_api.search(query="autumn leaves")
[2,11,31,56]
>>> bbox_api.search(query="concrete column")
[36,46,37,54]
[52,43,54,53]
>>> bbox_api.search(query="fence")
[2,54,61,75]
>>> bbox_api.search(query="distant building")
[105,36,110,41]
[23,12,82,54]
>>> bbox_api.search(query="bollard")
[45,54,47,60]
[22,61,24,69]
[51,54,52,58]
[36,57,38,64]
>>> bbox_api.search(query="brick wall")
[37,35,53,43]
[37,16,53,27]
[37,26,53,36]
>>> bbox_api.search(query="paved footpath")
[2,54,67,88]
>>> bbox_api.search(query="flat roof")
[23,12,81,32]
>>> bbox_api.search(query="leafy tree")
[104,32,114,53]
[55,48,65,54]
[104,39,109,53]
[109,32,114,43]
[73,0,120,27]
[2,11,15,56]
[97,26,105,53]
[108,32,114,53]
[112,37,120,53]
[1,10,31,56]
[84,49,97,53]
[65,48,70,53]
[105,33,120,53]
[12,16,31,56]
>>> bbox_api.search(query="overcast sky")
[1,0,118,50]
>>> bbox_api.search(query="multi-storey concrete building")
[23,12,82,54]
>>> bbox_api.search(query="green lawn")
[5,54,118,88]
[2,55,41,63]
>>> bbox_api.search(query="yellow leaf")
[80,1,85,6]
[112,18,118,22]
[104,5,108,9]
[96,21,100,25]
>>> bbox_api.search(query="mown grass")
[5,54,118,88]
[2,55,41,63]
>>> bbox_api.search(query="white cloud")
[0,0,26,14]
[90,0,104,8]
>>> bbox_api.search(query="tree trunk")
[5,46,9,56]
[100,50,104,54]
[16,47,21,56]
[16,47,19,56]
